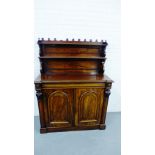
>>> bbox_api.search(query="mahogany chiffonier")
[34,38,113,133]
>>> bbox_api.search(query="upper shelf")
[37,38,108,76]
[37,38,108,46]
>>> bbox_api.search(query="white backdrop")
[34,0,121,116]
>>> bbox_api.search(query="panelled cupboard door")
[43,89,74,128]
[75,88,104,126]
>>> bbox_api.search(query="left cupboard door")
[43,89,74,128]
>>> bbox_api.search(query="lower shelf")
[40,124,106,133]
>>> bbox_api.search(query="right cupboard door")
[75,88,104,127]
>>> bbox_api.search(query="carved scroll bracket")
[105,82,112,97]
[35,83,43,100]
[104,84,111,104]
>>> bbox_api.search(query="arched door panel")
[45,89,73,127]
[75,88,104,126]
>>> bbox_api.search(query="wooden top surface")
[35,74,113,84]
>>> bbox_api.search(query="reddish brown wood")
[75,88,104,127]
[35,39,113,133]
[38,39,107,76]
[42,89,74,128]
[35,83,46,129]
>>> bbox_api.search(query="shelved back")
[38,39,108,76]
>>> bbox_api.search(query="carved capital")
[105,89,111,97]
[36,91,42,100]
[105,83,112,88]
[35,83,42,90]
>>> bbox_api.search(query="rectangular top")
[35,74,113,84]
[38,38,108,46]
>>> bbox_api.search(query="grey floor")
[34,112,121,155]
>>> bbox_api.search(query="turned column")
[100,82,112,129]
[35,83,46,132]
